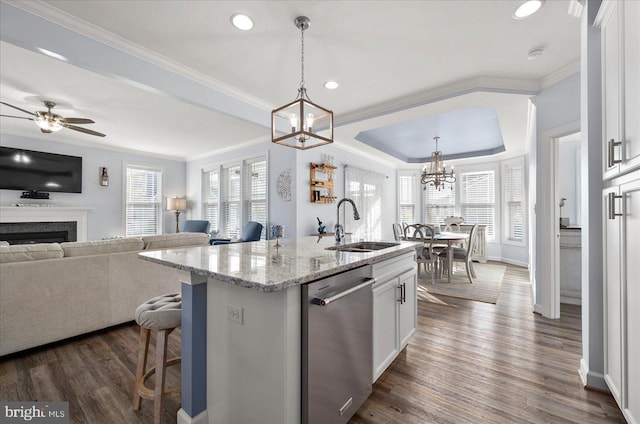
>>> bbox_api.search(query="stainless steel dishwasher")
[302,265,374,424]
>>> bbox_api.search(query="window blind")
[398,174,416,224]
[345,166,384,240]
[460,170,495,240]
[244,158,267,238]
[125,165,162,236]
[424,182,455,225]
[504,162,524,242]
[221,164,241,238]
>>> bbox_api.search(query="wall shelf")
[310,163,336,203]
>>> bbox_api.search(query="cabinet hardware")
[402,283,406,304]
[608,192,623,220]
[397,284,403,304]
[608,138,622,167]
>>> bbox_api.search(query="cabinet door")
[398,270,417,349]
[372,277,399,382]
[602,0,622,180]
[622,177,640,422]
[604,186,623,406]
[621,0,640,174]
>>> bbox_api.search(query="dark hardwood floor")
[0,263,625,423]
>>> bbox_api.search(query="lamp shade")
[167,197,187,211]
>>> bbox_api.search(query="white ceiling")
[0,0,580,165]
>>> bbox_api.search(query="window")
[398,172,417,224]
[244,158,267,238]
[460,169,496,241]
[503,158,525,244]
[125,164,162,236]
[423,183,455,225]
[203,168,219,233]
[221,164,242,238]
[202,155,267,239]
[345,165,384,240]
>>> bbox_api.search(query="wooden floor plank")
[0,262,625,423]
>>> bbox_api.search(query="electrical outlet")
[227,303,243,325]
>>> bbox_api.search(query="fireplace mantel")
[0,206,90,242]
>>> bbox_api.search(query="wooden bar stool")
[132,293,182,424]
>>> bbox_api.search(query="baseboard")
[498,257,529,268]
[560,295,582,305]
[177,408,208,424]
[533,303,545,315]
[579,358,609,391]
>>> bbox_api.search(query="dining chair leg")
[469,261,477,278]
[465,260,475,284]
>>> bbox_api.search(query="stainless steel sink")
[326,241,399,252]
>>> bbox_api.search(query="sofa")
[0,232,210,356]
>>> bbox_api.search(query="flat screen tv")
[0,146,82,193]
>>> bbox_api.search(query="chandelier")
[421,136,456,191]
[271,16,333,149]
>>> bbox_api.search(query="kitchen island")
[139,236,420,424]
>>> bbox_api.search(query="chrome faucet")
[335,198,360,243]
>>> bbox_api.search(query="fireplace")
[0,221,77,245]
[0,206,89,242]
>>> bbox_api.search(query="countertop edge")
[139,243,418,292]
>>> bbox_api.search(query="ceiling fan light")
[35,115,62,132]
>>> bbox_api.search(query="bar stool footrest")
[136,357,182,401]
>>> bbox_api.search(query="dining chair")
[439,223,478,283]
[392,223,404,241]
[404,224,439,284]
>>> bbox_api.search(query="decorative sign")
[276,169,292,201]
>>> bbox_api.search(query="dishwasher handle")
[312,278,376,306]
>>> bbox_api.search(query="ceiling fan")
[0,100,106,137]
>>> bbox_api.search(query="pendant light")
[271,16,333,149]
[421,137,456,191]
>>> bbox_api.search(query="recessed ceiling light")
[527,48,544,60]
[324,81,339,90]
[231,13,254,31]
[513,0,544,19]
[37,47,68,62]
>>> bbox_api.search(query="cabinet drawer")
[371,251,416,285]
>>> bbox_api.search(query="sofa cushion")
[61,237,144,257]
[0,243,64,263]
[142,233,209,250]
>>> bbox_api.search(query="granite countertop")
[139,236,420,292]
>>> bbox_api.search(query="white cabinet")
[371,251,417,382]
[598,2,640,422]
[600,0,640,180]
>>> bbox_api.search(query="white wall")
[185,140,297,240]
[295,144,397,240]
[0,133,186,240]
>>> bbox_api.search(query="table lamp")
[167,197,187,233]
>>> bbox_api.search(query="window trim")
[123,161,165,236]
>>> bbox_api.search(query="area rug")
[417,262,507,304]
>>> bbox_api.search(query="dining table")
[406,230,469,283]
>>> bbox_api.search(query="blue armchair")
[182,220,211,233]
[211,221,263,245]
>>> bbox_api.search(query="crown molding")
[336,75,540,128]
[4,0,275,113]
[539,60,580,88]
[186,135,271,162]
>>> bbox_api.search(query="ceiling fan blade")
[62,123,106,137]
[0,101,36,116]
[0,114,34,121]
[60,117,95,124]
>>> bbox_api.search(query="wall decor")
[276,169,292,201]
